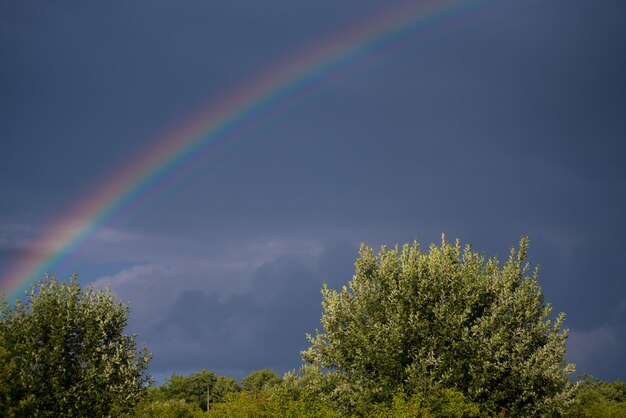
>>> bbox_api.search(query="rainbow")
[2,0,499,300]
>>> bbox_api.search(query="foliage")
[207,366,334,418]
[425,387,480,418]
[371,389,431,418]
[303,236,575,416]
[0,327,36,417]
[151,369,240,411]
[275,365,477,418]
[563,375,626,417]
[371,387,479,418]
[208,389,278,418]
[270,366,336,417]
[270,392,334,418]
[241,368,282,392]
[0,275,151,417]
[213,375,242,403]
[126,398,206,418]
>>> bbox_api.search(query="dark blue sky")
[1,0,625,382]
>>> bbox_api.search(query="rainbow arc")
[1,0,499,300]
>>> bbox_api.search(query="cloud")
[92,264,180,329]
[568,324,624,380]
[0,224,48,281]
[121,240,358,377]
[92,227,139,243]
[92,263,176,290]
[0,223,139,276]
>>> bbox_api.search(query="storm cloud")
[1,0,625,381]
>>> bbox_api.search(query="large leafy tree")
[303,237,575,416]
[0,275,151,417]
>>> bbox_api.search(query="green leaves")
[304,237,575,416]
[242,369,282,393]
[150,369,243,411]
[564,375,626,418]
[0,275,151,417]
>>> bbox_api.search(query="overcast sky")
[1,0,625,383]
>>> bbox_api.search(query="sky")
[1,0,625,383]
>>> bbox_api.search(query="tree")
[207,389,279,418]
[303,236,575,416]
[241,368,282,392]
[151,369,240,410]
[564,375,626,417]
[0,275,151,417]
[126,398,205,418]
[213,375,242,403]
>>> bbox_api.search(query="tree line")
[1,237,625,417]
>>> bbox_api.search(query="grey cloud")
[142,241,357,376]
[568,324,625,381]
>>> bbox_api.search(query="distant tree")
[564,375,626,417]
[212,375,241,402]
[271,366,346,418]
[207,389,279,418]
[127,398,205,418]
[241,368,282,392]
[0,275,151,417]
[152,369,240,411]
[153,369,214,411]
[303,236,575,416]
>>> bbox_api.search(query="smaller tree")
[213,375,242,402]
[564,375,626,417]
[126,398,205,418]
[0,275,151,417]
[241,368,282,392]
[152,369,241,410]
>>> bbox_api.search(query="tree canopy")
[241,368,282,393]
[564,375,626,417]
[0,275,151,417]
[150,369,241,411]
[303,236,575,416]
